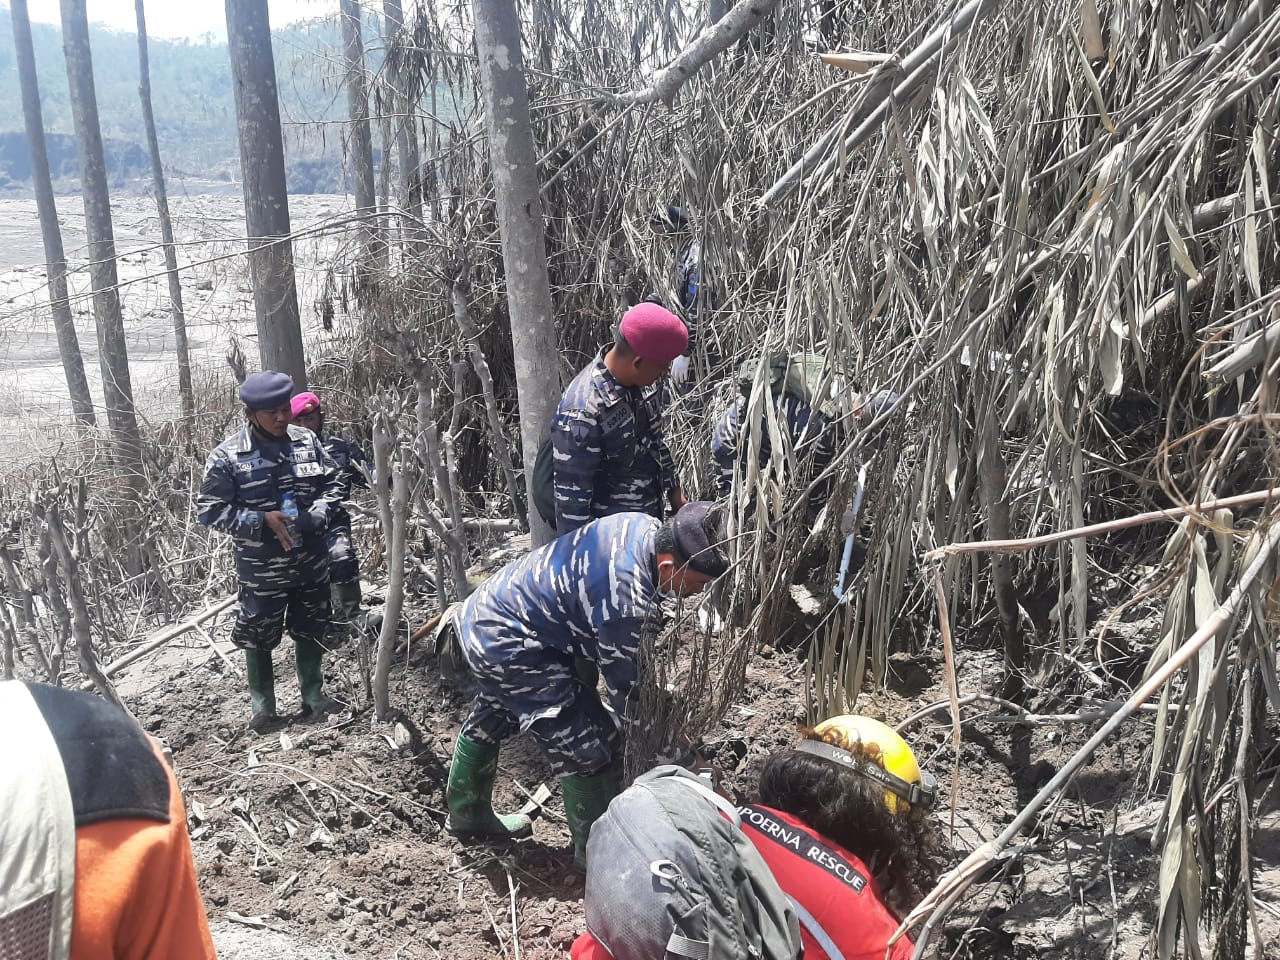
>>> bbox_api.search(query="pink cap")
[619,302,688,363]
[290,392,321,418]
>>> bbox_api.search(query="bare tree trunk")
[10,0,94,428]
[450,274,526,526]
[0,617,13,680]
[413,368,471,601]
[473,0,561,546]
[371,406,408,720]
[46,504,121,707]
[135,0,195,429]
[612,0,783,105]
[340,0,379,268]
[225,0,306,385]
[60,0,144,471]
[382,0,425,242]
[0,545,52,680]
[38,527,70,679]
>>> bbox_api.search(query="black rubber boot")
[328,580,363,646]
[244,648,280,733]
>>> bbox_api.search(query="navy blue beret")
[673,501,729,577]
[239,370,295,410]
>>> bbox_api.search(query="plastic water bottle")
[280,492,299,549]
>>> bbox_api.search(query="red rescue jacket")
[571,803,912,960]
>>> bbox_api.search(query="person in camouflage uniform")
[651,204,708,390]
[551,302,689,536]
[712,386,839,510]
[197,371,345,732]
[290,390,371,642]
[444,502,729,866]
[713,367,899,517]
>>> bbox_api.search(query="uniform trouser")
[326,520,359,586]
[460,651,622,778]
[230,550,330,651]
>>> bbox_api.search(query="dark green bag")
[737,353,829,408]
[531,435,557,527]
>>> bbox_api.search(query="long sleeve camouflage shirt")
[319,432,369,531]
[676,238,703,352]
[455,513,661,721]
[196,425,343,560]
[551,348,680,536]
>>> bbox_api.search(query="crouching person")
[571,715,946,960]
[198,371,345,731]
[444,503,729,865]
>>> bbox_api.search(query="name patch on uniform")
[599,403,632,434]
[738,804,868,893]
[293,461,323,477]
[233,456,270,474]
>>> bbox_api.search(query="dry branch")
[86,595,237,686]
[609,0,782,105]
[46,503,120,708]
[371,405,410,721]
[450,275,526,526]
[923,487,1280,561]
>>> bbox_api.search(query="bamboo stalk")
[923,487,1280,561]
[902,520,1280,958]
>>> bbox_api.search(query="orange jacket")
[15,681,217,960]
[70,740,217,959]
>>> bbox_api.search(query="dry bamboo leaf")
[1244,164,1261,298]
[1073,35,1117,133]
[818,50,892,75]
[1098,319,1125,396]
[1080,0,1105,60]
[1252,131,1273,221]
[1162,211,1201,283]
[945,435,959,499]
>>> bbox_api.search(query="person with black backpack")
[531,302,689,535]
[712,353,900,513]
[570,714,946,960]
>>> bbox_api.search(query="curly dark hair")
[757,730,948,915]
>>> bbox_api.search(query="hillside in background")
[0,6,397,193]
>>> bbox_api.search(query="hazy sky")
[22,1,340,42]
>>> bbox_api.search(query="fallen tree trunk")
[83,595,237,688]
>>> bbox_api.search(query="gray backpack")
[583,765,804,960]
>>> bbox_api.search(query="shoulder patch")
[25,683,171,827]
[569,419,594,445]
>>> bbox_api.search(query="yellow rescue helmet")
[812,714,932,815]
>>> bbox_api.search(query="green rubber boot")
[561,767,622,868]
[295,636,343,717]
[244,649,279,733]
[444,735,533,838]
